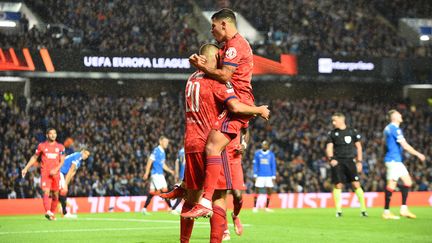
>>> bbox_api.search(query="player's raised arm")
[193,58,235,84]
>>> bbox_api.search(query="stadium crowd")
[209,0,431,57]
[1,0,430,57]
[2,0,200,54]
[1,93,431,199]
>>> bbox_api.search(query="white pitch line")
[0,225,209,235]
[82,217,251,227]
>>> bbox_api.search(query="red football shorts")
[214,112,253,137]
[215,150,246,190]
[41,173,60,191]
[184,152,206,190]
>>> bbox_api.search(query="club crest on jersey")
[225,47,237,59]
[344,136,352,144]
[55,148,59,152]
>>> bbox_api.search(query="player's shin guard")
[333,188,342,212]
[384,187,394,209]
[59,195,67,215]
[180,201,195,243]
[355,187,366,212]
[400,185,409,205]
[210,205,226,243]
[50,194,59,213]
[43,194,51,212]
[233,197,243,216]
[202,156,223,202]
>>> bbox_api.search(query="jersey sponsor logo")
[218,110,227,120]
[260,158,269,164]
[344,136,352,144]
[225,47,237,60]
[46,153,58,159]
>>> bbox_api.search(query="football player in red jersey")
[179,43,269,243]
[22,128,65,220]
[185,8,258,219]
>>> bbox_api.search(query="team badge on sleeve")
[225,47,237,59]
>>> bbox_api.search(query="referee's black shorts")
[331,158,359,184]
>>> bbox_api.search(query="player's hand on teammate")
[258,105,270,120]
[234,144,245,154]
[189,54,207,70]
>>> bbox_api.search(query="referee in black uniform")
[326,113,368,217]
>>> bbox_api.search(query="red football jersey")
[35,141,65,175]
[184,71,237,153]
[219,33,254,105]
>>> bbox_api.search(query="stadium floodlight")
[0,20,17,27]
[419,35,430,41]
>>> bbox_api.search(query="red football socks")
[203,156,223,201]
[180,201,195,243]
[210,205,226,243]
[43,194,51,212]
[50,195,59,213]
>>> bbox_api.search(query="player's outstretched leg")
[160,184,187,199]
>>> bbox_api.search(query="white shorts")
[59,172,67,191]
[385,162,409,181]
[150,174,168,191]
[255,177,274,188]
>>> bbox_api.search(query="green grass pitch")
[0,207,431,242]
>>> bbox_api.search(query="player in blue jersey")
[142,136,176,215]
[382,110,425,220]
[252,141,276,212]
[59,149,90,218]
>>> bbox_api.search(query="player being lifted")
[181,8,257,218]
[22,128,65,220]
[326,113,367,217]
[59,148,90,218]
[382,110,426,219]
[178,43,269,242]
